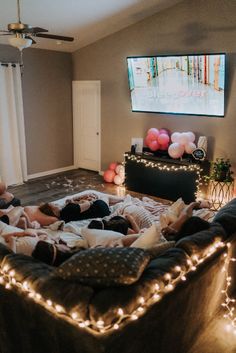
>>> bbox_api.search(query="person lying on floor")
[0,192,113,229]
[0,182,21,209]
[87,199,211,235]
[31,200,211,266]
[37,192,125,224]
[0,206,41,229]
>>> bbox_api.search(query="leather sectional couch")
[0,199,235,353]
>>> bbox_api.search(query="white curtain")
[0,63,28,185]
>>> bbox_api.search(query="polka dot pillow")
[54,247,150,287]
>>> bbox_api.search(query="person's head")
[39,203,60,218]
[88,215,131,235]
[175,216,210,241]
[32,241,74,266]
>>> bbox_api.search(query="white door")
[73,81,101,171]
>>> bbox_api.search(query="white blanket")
[0,190,216,254]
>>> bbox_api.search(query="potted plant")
[207,158,234,182]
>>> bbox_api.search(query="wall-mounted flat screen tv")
[127,53,225,117]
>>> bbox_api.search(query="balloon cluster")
[144,128,170,151]
[168,132,196,159]
[103,163,125,185]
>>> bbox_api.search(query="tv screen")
[127,53,225,117]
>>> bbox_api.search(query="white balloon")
[168,143,184,159]
[185,142,196,154]
[186,132,196,143]
[179,133,190,146]
[171,132,181,143]
[114,175,124,186]
[115,164,124,175]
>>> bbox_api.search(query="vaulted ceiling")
[0,0,183,52]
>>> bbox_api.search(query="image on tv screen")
[127,54,225,117]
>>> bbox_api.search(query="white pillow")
[81,227,124,248]
[0,222,23,235]
[130,224,163,249]
[0,222,37,255]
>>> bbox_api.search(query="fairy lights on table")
[124,153,204,199]
[0,239,231,335]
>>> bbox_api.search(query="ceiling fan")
[0,0,74,51]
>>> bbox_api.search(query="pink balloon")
[186,132,196,142]
[144,137,150,146]
[114,175,124,186]
[171,132,181,143]
[157,133,170,145]
[115,164,124,175]
[159,143,169,150]
[146,134,156,147]
[147,128,159,140]
[185,142,196,154]
[109,162,118,171]
[168,143,184,159]
[149,140,160,151]
[159,128,169,135]
[103,170,116,183]
[179,133,190,146]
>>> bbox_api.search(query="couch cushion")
[88,247,189,324]
[146,241,175,259]
[1,253,94,319]
[213,197,236,237]
[176,222,226,257]
[55,247,150,287]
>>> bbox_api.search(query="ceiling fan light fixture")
[9,36,32,51]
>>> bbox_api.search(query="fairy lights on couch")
[221,242,236,334]
[124,153,203,198]
[0,239,230,335]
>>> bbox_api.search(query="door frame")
[72,80,101,173]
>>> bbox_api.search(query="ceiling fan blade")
[24,27,48,34]
[36,33,74,42]
[0,30,10,33]
[0,33,12,36]
[25,35,36,44]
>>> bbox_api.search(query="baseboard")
[27,165,77,180]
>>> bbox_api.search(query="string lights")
[0,239,230,335]
[124,153,203,198]
[221,242,236,334]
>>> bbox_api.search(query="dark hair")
[32,241,55,265]
[88,216,131,235]
[175,216,210,241]
[39,203,56,217]
[32,241,77,266]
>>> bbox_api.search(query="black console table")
[124,152,209,203]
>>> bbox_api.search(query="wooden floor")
[8,168,170,206]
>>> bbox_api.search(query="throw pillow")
[55,247,150,286]
[130,223,165,249]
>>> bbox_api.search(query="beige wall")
[72,0,236,171]
[0,45,73,175]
